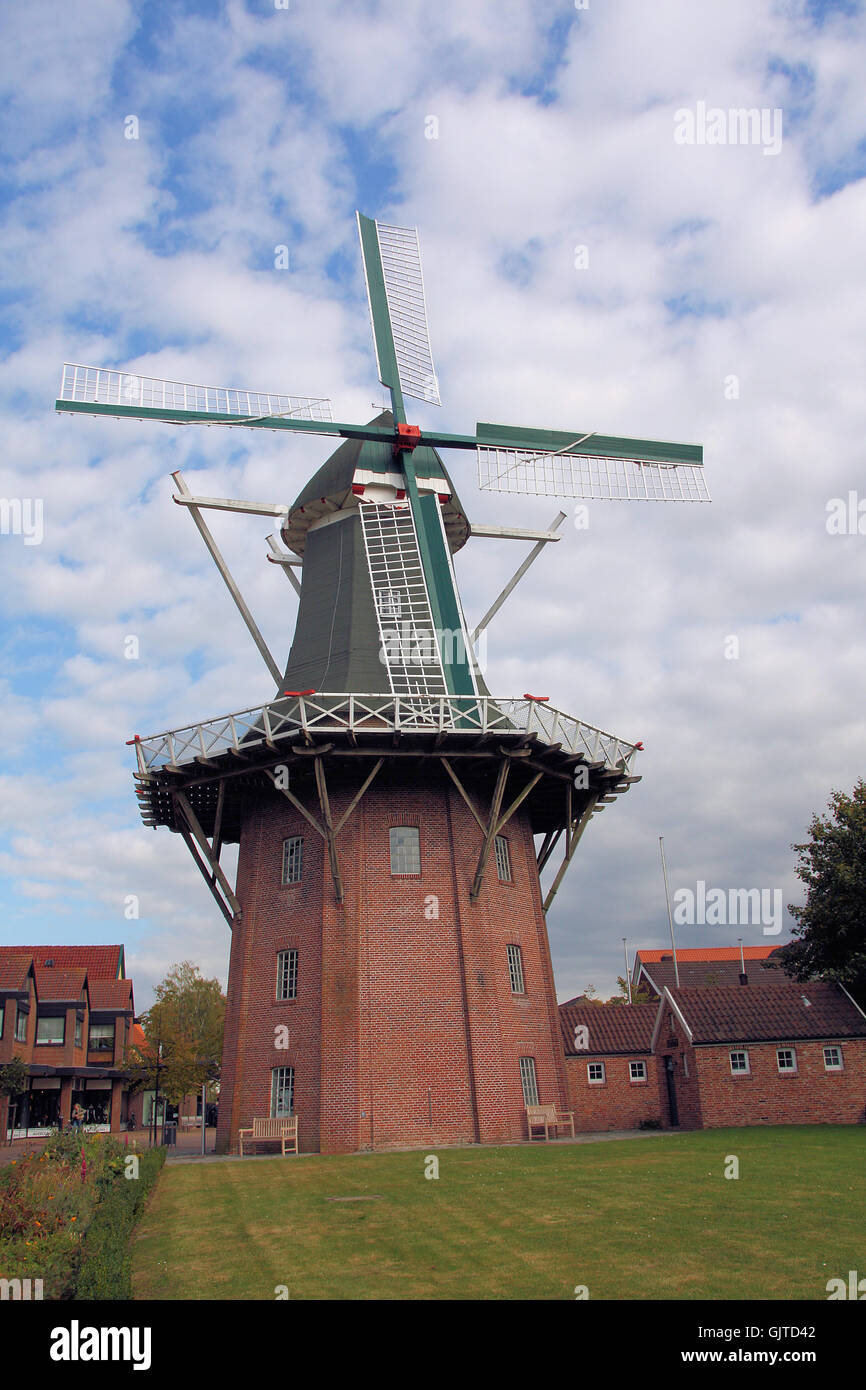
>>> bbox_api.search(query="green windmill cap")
[281,411,470,558]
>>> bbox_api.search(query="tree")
[785,779,866,1008]
[125,962,225,1105]
[0,1055,28,1137]
[611,975,653,1006]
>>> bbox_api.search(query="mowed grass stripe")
[130,1127,866,1300]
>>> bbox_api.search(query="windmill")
[55,213,709,1154]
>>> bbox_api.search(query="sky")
[1,0,865,1010]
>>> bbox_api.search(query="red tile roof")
[640,959,788,992]
[0,954,34,991]
[560,1002,658,1055]
[33,966,87,1002]
[667,982,866,1045]
[1,945,124,980]
[636,946,782,964]
[88,979,134,1012]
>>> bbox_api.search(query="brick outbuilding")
[561,1003,666,1132]
[656,981,866,1129]
[560,978,866,1133]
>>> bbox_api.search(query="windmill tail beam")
[471,512,567,643]
[172,471,282,687]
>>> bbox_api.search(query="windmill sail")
[474,420,709,501]
[56,364,332,423]
[357,215,441,408]
[477,448,711,501]
[359,500,450,699]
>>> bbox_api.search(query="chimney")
[739,972,748,986]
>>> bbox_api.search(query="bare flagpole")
[659,836,680,988]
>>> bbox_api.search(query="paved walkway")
[1,1125,683,1168]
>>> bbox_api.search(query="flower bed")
[0,1131,165,1299]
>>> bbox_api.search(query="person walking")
[71,1102,84,1133]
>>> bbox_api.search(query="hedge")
[75,1146,166,1300]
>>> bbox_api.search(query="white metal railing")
[131,693,640,776]
[477,447,711,502]
[58,364,332,422]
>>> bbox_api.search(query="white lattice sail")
[477,447,711,502]
[58,364,332,422]
[374,223,441,406]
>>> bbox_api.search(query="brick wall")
[216,762,566,1154]
[565,1052,665,1131]
[693,1038,866,1127]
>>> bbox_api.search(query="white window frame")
[587,1062,605,1085]
[88,1021,114,1051]
[729,1050,750,1075]
[276,949,299,1002]
[507,944,525,994]
[519,1056,539,1106]
[629,1060,647,1083]
[390,826,420,875]
[37,1014,66,1046]
[494,835,512,883]
[823,1045,843,1072]
[281,836,303,885]
[270,1065,294,1118]
[776,1046,797,1075]
[15,1007,27,1043]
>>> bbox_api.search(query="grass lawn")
[130,1126,865,1300]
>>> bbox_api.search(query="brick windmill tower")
[56,215,709,1152]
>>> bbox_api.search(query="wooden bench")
[239,1116,299,1156]
[526,1103,575,1141]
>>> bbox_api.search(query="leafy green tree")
[611,975,653,1005]
[785,779,866,1008]
[125,962,225,1105]
[0,1054,28,1133]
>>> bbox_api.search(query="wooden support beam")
[441,758,486,832]
[263,769,327,840]
[211,780,226,867]
[174,791,242,917]
[469,758,509,902]
[542,795,600,913]
[178,825,235,930]
[333,759,384,836]
[314,757,344,903]
[493,771,543,837]
[536,827,560,875]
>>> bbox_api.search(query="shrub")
[75,1146,166,1300]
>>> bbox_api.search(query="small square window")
[507,945,525,994]
[281,837,303,885]
[37,1015,65,1046]
[729,1050,749,1075]
[777,1047,797,1074]
[823,1046,843,1071]
[588,1062,605,1085]
[495,836,512,883]
[629,1060,647,1082]
[390,826,420,875]
[88,1022,114,1051]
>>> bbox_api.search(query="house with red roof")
[560,971,866,1132]
[0,946,136,1139]
[631,945,786,999]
